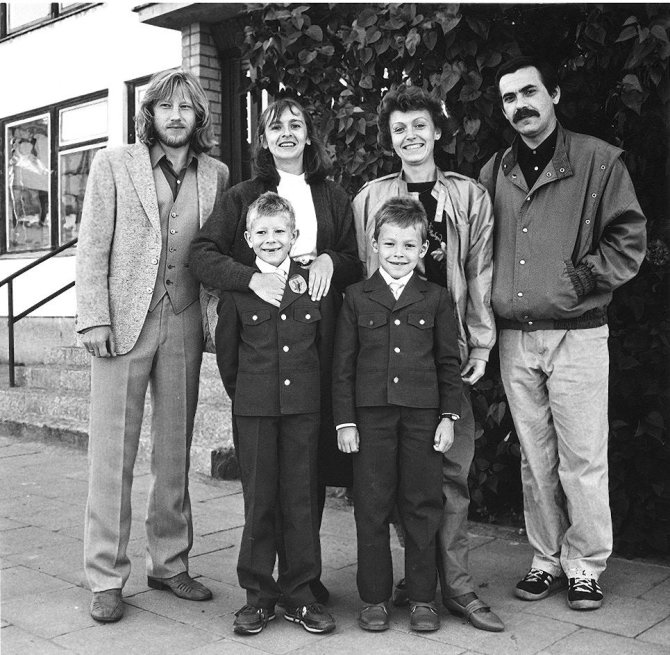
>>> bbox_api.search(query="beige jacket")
[75,142,229,354]
[352,169,495,363]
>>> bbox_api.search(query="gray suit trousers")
[84,296,202,592]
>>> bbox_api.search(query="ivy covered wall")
[235,3,670,557]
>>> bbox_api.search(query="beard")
[154,122,196,148]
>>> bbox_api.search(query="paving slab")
[637,615,670,649]
[0,525,80,558]
[0,625,71,654]
[6,538,89,586]
[524,587,670,638]
[1,585,96,639]
[538,626,670,655]
[641,576,670,605]
[52,603,219,654]
[602,557,670,598]
[0,565,73,601]
[125,576,239,629]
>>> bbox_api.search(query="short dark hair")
[377,84,449,152]
[246,191,296,232]
[135,69,215,153]
[253,98,332,184]
[495,56,560,98]
[373,196,428,242]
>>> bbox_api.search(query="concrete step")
[0,349,234,476]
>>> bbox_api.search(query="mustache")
[513,108,540,123]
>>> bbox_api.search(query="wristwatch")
[439,412,460,421]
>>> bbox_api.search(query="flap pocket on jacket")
[359,313,388,329]
[408,313,434,329]
[293,307,321,323]
[241,310,271,326]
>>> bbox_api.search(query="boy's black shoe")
[568,577,603,610]
[358,602,390,631]
[515,568,567,601]
[284,602,336,634]
[233,605,276,635]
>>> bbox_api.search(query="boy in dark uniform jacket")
[332,197,462,633]
[215,192,336,636]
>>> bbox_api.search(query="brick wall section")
[181,22,222,160]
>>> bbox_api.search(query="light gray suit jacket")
[75,142,229,355]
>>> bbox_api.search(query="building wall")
[0,3,181,320]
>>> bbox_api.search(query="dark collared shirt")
[149,143,198,201]
[517,125,558,189]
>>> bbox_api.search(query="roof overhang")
[134,3,247,30]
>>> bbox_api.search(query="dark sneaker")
[284,602,336,634]
[409,601,440,632]
[233,604,276,635]
[392,578,409,607]
[358,602,390,631]
[568,577,603,610]
[515,568,567,601]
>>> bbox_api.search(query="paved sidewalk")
[1,434,669,655]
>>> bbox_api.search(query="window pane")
[59,145,103,244]
[60,99,108,146]
[6,116,51,252]
[7,3,52,32]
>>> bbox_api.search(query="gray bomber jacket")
[479,124,647,330]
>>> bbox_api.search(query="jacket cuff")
[468,347,490,363]
[569,262,596,297]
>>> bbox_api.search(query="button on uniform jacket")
[332,270,462,426]
[215,264,335,417]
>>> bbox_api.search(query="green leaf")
[406,28,421,56]
[357,8,378,29]
[616,25,638,42]
[651,25,669,42]
[622,74,643,93]
[298,49,317,65]
[424,30,438,51]
[306,25,323,42]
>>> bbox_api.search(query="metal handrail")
[1,238,78,387]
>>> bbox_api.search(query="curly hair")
[253,98,331,184]
[135,69,215,153]
[377,84,450,153]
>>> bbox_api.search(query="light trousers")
[84,297,202,592]
[499,326,612,580]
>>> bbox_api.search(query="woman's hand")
[249,272,286,307]
[307,253,334,301]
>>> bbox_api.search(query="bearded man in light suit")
[76,69,229,622]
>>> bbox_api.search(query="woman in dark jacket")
[190,98,361,603]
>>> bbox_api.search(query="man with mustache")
[76,69,229,622]
[480,56,646,611]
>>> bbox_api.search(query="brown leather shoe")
[444,595,504,632]
[147,572,212,601]
[409,601,440,632]
[358,602,389,631]
[90,589,124,622]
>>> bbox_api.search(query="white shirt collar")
[255,255,291,278]
[378,267,414,289]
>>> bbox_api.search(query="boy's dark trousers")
[235,412,322,609]
[353,405,443,604]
